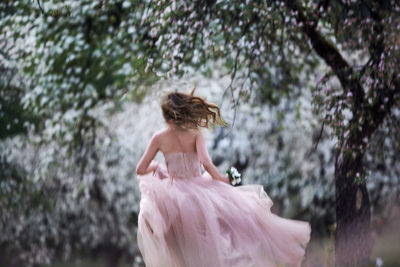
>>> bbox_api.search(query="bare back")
[157,126,199,155]
[136,124,228,183]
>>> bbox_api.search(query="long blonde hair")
[161,87,228,129]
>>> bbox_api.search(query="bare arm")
[136,132,160,175]
[196,130,229,184]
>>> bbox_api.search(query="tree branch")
[361,77,400,140]
[283,0,365,110]
[36,0,46,15]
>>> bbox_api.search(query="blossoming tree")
[130,1,400,265]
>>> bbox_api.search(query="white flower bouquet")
[226,167,242,186]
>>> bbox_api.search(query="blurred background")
[1,0,399,266]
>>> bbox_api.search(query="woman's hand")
[137,160,159,176]
[149,161,159,174]
[219,174,230,184]
[203,171,229,184]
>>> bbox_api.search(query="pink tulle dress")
[137,151,311,267]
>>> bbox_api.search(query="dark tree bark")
[334,137,373,266]
[282,1,399,265]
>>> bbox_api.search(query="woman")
[136,89,311,267]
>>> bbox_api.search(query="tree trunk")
[282,2,376,263]
[335,148,373,266]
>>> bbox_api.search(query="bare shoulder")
[150,128,168,143]
[154,128,169,136]
[156,127,204,143]
[194,128,207,139]
[153,129,167,139]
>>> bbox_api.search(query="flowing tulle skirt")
[137,170,311,267]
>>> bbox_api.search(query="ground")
[48,204,400,267]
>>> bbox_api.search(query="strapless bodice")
[163,151,202,179]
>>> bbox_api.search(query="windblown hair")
[161,87,228,130]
